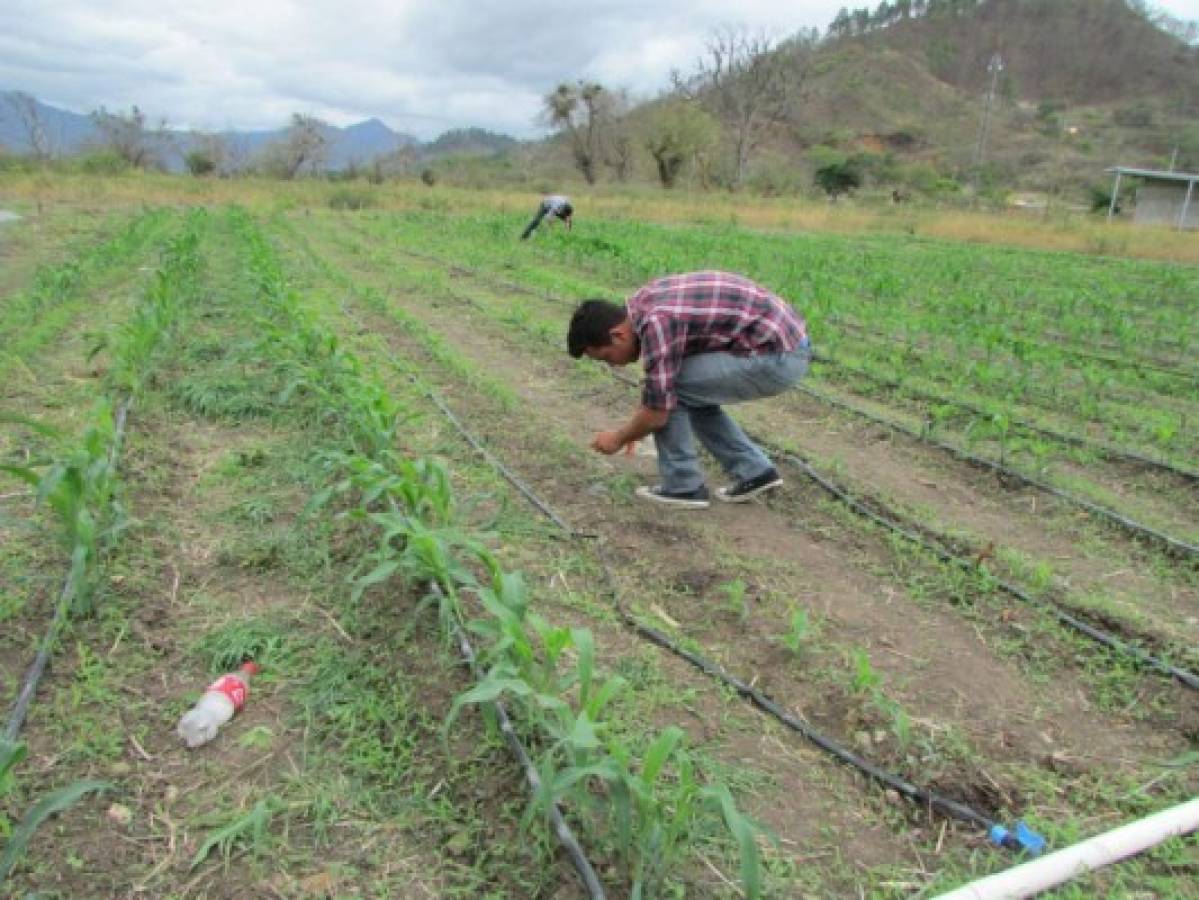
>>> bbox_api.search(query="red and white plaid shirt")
[627,271,808,411]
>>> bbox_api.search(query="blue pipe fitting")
[989,821,1046,856]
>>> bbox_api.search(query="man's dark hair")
[567,300,627,358]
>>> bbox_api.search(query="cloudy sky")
[2,0,1197,140]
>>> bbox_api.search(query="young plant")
[189,798,277,871]
[779,608,811,658]
[850,648,881,695]
[0,739,110,883]
[719,578,749,622]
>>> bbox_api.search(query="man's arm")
[591,405,669,455]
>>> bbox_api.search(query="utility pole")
[972,52,1004,195]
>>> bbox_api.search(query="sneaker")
[716,467,783,503]
[634,485,711,509]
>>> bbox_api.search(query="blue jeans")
[653,341,811,492]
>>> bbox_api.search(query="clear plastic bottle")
[176,661,259,748]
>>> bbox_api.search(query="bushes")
[76,151,131,176]
[185,150,217,176]
[327,187,376,210]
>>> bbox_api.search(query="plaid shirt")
[628,271,808,411]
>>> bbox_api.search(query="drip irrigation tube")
[415,379,593,539]
[386,245,1198,559]
[4,400,132,741]
[620,607,1030,847]
[775,450,1199,691]
[428,581,606,900]
[795,384,1199,560]
[343,246,1195,683]
[415,381,1043,854]
[813,354,1199,484]
[601,366,1199,685]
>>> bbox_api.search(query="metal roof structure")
[1104,166,1199,230]
[1104,166,1199,185]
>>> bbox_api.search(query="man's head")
[567,299,639,366]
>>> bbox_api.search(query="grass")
[2,184,1196,896]
[6,170,1199,263]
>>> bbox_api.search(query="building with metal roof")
[1105,167,1198,231]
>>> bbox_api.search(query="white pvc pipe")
[935,798,1199,900]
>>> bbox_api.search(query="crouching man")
[567,271,811,509]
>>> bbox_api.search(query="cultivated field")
[1,180,1196,898]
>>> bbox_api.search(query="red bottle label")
[207,674,248,710]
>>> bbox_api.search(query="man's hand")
[591,430,627,455]
[590,407,669,455]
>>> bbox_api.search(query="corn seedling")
[779,608,812,658]
[850,649,882,695]
[719,578,750,622]
[0,738,110,883]
[228,207,763,896]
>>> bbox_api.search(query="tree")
[598,89,635,182]
[184,150,216,176]
[279,114,330,178]
[184,133,228,176]
[811,147,864,199]
[370,144,419,180]
[641,100,719,188]
[91,105,170,169]
[829,7,853,38]
[5,92,54,160]
[544,81,614,184]
[673,28,793,189]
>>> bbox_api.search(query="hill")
[691,0,1199,196]
[851,0,1199,108]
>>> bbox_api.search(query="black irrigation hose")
[359,242,1195,674]
[605,367,1199,689]
[813,353,1199,484]
[272,235,604,898]
[795,384,1199,561]
[775,450,1199,692]
[621,606,1000,834]
[428,581,607,900]
[4,400,132,741]
[414,378,594,539]
[414,381,1038,851]
[387,245,1199,556]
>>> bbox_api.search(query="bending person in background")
[521,194,573,239]
[567,271,811,509]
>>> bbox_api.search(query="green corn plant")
[1,404,120,613]
[871,693,913,752]
[0,738,110,883]
[780,608,811,658]
[0,739,23,838]
[850,648,881,695]
[233,207,765,896]
[535,727,761,899]
[718,578,749,622]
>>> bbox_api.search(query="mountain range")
[0,94,517,171]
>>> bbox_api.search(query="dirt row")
[272,217,936,892]
[2,214,572,898]
[275,212,1199,893]
[325,212,1199,658]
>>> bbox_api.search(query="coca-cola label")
[207,674,248,710]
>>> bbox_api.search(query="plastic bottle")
[176,661,259,748]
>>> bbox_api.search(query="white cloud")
[2,0,1196,140]
[0,0,846,138]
